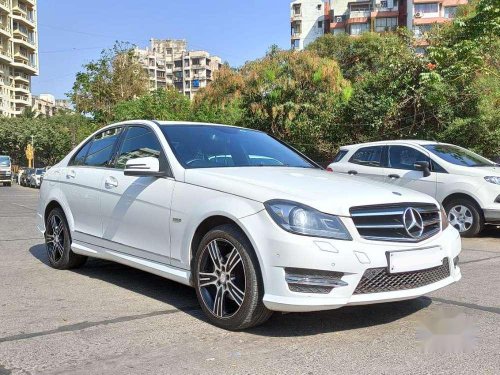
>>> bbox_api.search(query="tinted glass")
[387,146,429,170]
[350,146,383,167]
[85,128,122,167]
[332,150,348,163]
[160,125,315,169]
[35,169,43,175]
[423,144,495,167]
[0,156,10,166]
[116,126,162,169]
[70,140,92,166]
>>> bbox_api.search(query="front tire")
[193,224,272,330]
[45,208,87,269]
[445,198,484,237]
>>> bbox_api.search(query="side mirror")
[124,157,163,177]
[414,161,431,177]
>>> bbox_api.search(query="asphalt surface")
[0,184,499,374]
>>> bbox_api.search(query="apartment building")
[31,94,71,118]
[290,0,330,50]
[0,0,38,117]
[135,39,222,100]
[290,0,467,51]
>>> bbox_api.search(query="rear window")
[349,146,384,167]
[332,150,348,163]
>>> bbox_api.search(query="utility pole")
[31,135,35,168]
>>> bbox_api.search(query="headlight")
[440,206,449,231]
[485,176,500,185]
[264,200,352,240]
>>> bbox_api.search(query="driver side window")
[115,126,166,171]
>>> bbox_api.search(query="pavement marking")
[0,305,200,344]
[0,237,43,242]
[459,255,500,265]
[432,297,500,315]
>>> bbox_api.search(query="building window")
[291,39,300,50]
[415,3,439,14]
[318,20,323,29]
[444,6,457,18]
[293,4,301,15]
[381,0,388,7]
[350,23,369,36]
[415,47,427,55]
[413,24,432,38]
[375,17,398,32]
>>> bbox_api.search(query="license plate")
[387,247,444,274]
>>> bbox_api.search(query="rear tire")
[445,198,484,237]
[193,224,272,330]
[45,208,87,269]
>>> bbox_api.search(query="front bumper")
[483,209,500,223]
[240,211,462,312]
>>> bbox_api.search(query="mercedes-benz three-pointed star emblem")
[403,207,424,238]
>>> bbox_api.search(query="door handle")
[66,170,76,179]
[388,174,400,179]
[105,177,119,188]
[348,170,358,175]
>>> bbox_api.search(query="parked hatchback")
[328,140,500,237]
[37,122,461,330]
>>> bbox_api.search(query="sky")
[32,0,293,99]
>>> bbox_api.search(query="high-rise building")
[290,0,467,52]
[0,0,38,117]
[135,39,222,100]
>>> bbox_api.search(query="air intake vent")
[350,203,441,242]
[285,268,347,294]
[354,258,450,294]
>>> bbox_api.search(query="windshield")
[423,144,496,167]
[160,125,316,169]
[35,169,44,175]
[0,156,10,167]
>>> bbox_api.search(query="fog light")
[285,268,347,294]
[453,256,459,267]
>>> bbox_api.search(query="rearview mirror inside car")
[414,161,431,177]
[124,157,163,177]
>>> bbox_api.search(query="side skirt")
[71,241,192,287]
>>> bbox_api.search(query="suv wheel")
[45,208,87,269]
[193,224,272,330]
[445,198,484,237]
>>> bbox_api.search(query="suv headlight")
[264,200,352,240]
[485,176,500,185]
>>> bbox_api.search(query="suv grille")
[354,258,450,294]
[350,203,441,242]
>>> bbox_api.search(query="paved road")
[0,184,499,374]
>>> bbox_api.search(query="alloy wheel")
[197,239,246,319]
[45,214,66,263]
[448,205,473,233]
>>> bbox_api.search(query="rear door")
[98,125,175,264]
[384,145,437,197]
[62,127,123,241]
[339,145,387,182]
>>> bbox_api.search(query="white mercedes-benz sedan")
[37,121,462,330]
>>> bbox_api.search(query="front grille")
[350,203,441,242]
[354,258,450,294]
[0,171,10,177]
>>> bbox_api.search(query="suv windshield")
[0,156,10,167]
[160,125,316,169]
[423,144,495,167]
[35,169,44,175]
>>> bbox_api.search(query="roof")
[341,140,442,149]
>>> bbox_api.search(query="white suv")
[37,122,461,330]
[328,140,500,237]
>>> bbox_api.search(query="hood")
[447,164,500,178]
[184,167,437,216]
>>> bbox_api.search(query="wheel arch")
[442,192,483,213]
[189,214,265,286]
[44,199,75,232]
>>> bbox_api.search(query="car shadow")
[29,243,432,336]
[480,225,500,239]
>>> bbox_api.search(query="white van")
[327,141,500,237]
[0,155,12,187]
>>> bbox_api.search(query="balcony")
[15,83,30,93]
[349,10,371,18]
[14,71,30,81]
[13,33,36,49]
[14,95,30,104]
[0,22,10,37]
[12,58,37,73]
[0,45,12,61]
[0,0,10,12]
[12,5,35,26]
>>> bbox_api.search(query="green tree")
[69,42,149,124]
[113,88,191,121]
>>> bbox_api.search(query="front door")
[98,125,174,264]
[384,145,437,197]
